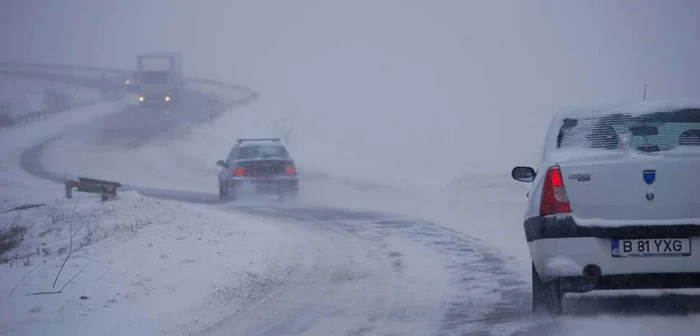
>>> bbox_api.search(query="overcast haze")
[4,2,700,334]
[2,0,699,173]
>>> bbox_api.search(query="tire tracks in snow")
[205,215,399,336]
[219,205,542,335]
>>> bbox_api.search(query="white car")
[511,100,700,315]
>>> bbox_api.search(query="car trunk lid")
[558,154,700,223]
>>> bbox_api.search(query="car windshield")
[236,145,289,159]
[556,109,700,152]
[139,71,168,84]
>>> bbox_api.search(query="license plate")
[612,238,691,257]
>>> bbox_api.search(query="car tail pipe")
[582,264,602,282]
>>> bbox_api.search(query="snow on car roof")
[555,99,700,119]
[238,141,284,147]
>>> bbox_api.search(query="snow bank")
[0,190,305,336]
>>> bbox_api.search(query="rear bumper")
[526,216,700,290]
[524,216,700,242]
[228,177,298,195]
[530,237,700,278]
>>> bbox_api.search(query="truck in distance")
[135,52,184,106]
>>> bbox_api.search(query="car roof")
[555,99,700,120]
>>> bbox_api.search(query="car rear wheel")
[532,263,563,316]
[218,182,228,201]
[219,182,236,201]
[277,189,298,202]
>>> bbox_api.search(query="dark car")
[216,138,299,201]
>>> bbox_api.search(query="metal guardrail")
[0,69,124,129]
[0,61,256,91]
[0,62,129,75]
[65,176,122,201]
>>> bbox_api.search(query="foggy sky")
[1,0,699,172]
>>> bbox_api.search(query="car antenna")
[643,84,648,101]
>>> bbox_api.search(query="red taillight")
[540,165,572,216]
[233,167,247,176]
[285,164,297,175]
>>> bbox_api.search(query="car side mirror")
[216,160,228,168]
[512,166,536,183]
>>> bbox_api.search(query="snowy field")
[0,76,100,120]
[0,190,308,336]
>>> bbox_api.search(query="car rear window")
[556,109,700,152]
[236,145,290,159]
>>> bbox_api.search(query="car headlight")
[164,96,171,102]
[138,96,145,102]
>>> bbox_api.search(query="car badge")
[643,170,656,185]
[568,173,591,182]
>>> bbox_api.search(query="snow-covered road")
[203,205,538,336]
[4,69,700,336]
